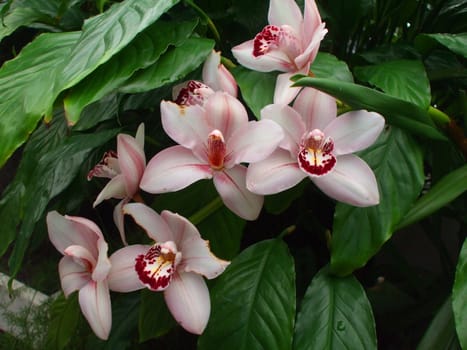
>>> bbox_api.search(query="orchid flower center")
[135,241,181,291]
[253,25,301,63]
[207,130,226,170]
[87,150,120,180]
[297,129,336,177]
[175,80,214,106]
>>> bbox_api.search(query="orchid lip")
[297,129,336,177]
[207,129,226,170]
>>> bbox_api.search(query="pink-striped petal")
[295,22,327,69]
[93,175,127,207]
[140,146,213,194]
[92,238,111,282]
[79,280,112,340]
[293,87,336,131]
[123,203,173,242]
[64,245,96,267]
[303,0,324,41]
[246,149,306,195]
[118,133,146,197]
[213,165,263,220]
[202,51,238,97]
[273,72,302,105]
[324,110,385,156]
[160,210,198,249]
[226,119,284,166]
[261,103,305,155]
[164,271,211,335]
[108,244,149,292]
[113,199,128,246]
[312,154,380,206]
[268,0,303,33]
[58,256,90,297]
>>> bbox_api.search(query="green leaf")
[232,66,276,119]
[396,164,467,230]
[119,37,215,93]
[312,52,354,83]
[45,293,80,350]
[453,238,467,349]
[198,239,295,350]
[416,33,467,58]
[330,127,425,275]
[64,19,198,124]
[354,60,431,109]
[138,289,175,342]
[293,77,447,140]
[417,297,462,350]
[293,267,377,350]
[59,0,180,90]
[0,31,79,168]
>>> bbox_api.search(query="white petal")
[108,245,149,292]
[164,272,211,335]
[312,154,380,207]
[117,133,146,197]
[58,256,90,297]
[303,0,324,41]
[79,280,112,340]
[93,175,127,207]
[295,22,327,70]
[202,51,238,97]
[324,110,385,156]
[160,210,200,248]
[268,0,303,33]
[123,203,173,242]
[213,166,263,220]
[246,149,306,195]
[273,72,302,105]
[113,199,128,246]
[92,238,111,282]
[232,40,292,73]
[293,87,336,131]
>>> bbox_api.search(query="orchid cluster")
[46,0,385,341]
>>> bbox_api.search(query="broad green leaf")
[293,77,447,140]
[416,33,467,58]
[73,93,119,131]
[312,52,354,83]
[119,37,215,93]
[0,31,79,168]
[59,0,180,90]
[417,297,462,350]
[293,267,377,350]
[453,238,467,349]
[330,127,424,276]
[138,289,175,342]
[64,19,198,124]
[45,293,80,350]
[354,60,431,109]
[198,239,295,350]
[232,66,276,119]
[396,164,467,229]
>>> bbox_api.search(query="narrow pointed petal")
[113,199,128,246]
[118,133,146,197]
[268,0,302,32]
[293,87,336,130]
[92,238,111,282]
[79,280,112,340]
[246,149,306,195]
[64,245,96,267]
[273,72,302,105]
[202,51,238,97]
[213,165,263,220]
[204,92,248,141]
[58,256,90,297]
[93,175,127,207]
[295,22,327,69]
[108,245,149,292]
[123,203,173,242]
[164,272,210,335]
[135,123,145,150]
[140,146,212,194]
[216,65,238,97]
[226,119,284,166]
[312,154,380,206]
[160,210,199,249]
[261,103,305,154]
[324,110,385,156]
[303,0,323,40]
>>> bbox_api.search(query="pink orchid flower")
[246,88,385,207]
[232,0,327,105]
[106,203,229,335]
[46,211,112,340]
[140,91,284,220]
[87,123,146,244]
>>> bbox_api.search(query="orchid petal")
[273,72,302,105]
[108,244,149,292]
[268,0,303,33]
[232,40,292,73]
[92,238,111,282]
[213,165,263,220]
[303,0,323,40]
[140,146,212,194]
[123,203,173,242]
[160,210,198,249]
[295,22,327,69]
[202,51,238,97]
[227,119,284,166]
[64,245,96,267]
[135,123,145,150]
[293,87,336,131]
[118,133,146,197]
[217,64,238,97]
[93,175,127,207]
[312,154,380,206]
[79,280,112,340]
[164,272,210,335]
[324,110,385,156]
[261,103,305,154]
[246,149,306,195]
[113,199,128,246]
[204,92,248,141]
[58,256,89,297]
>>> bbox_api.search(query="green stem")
[428,106,451,126]
[184,0,221,45]
[278,225,296,239]
[189,196,223,225]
